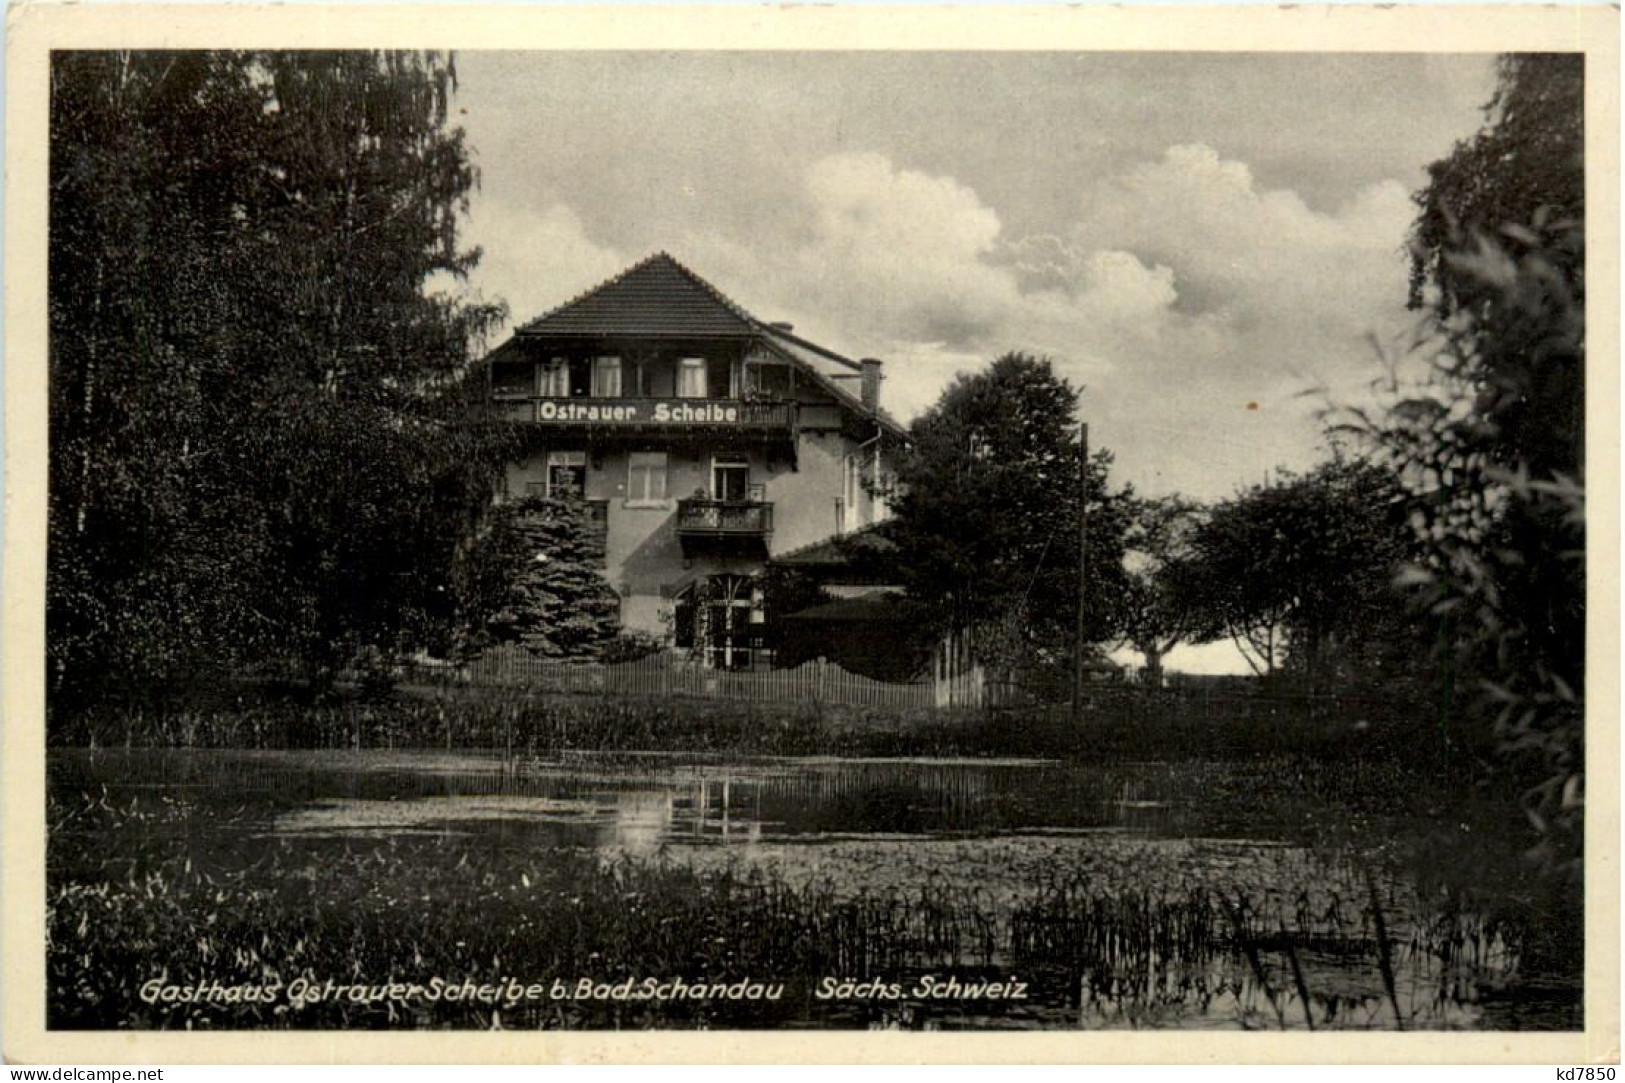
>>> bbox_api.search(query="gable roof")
[518,252,759,341]
[504,251,908,440]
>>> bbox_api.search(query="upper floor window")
[592,356,622,398]
[547,450,586,497]
[538,357,570,398]
[490,363,532,398]
[677,357,707,399]
[712,455,750,502]
[747,363,791,400]
[627,451,668,507]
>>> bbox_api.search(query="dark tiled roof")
[780,593,928,624]
[506,251,909,440]
[518,252,760,340]
[772,523,898,567]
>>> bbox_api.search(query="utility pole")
[1073,422,1089,720]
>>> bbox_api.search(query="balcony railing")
[676,499,774,538]
[492,395,798,434]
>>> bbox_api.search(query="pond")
[46,749,1582,1031]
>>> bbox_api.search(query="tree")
[1179,460,1414,682]
[1118,495,1205,686]
[1341,54,1585,874]
[1411,55,1583,310]
[754,564,833,665]
[458,495,621,659]
[875,352,1132,690]
[49,53,279,704]
[48,51,506,709]
[1409,53,1583,489]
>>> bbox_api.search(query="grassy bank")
[49,679,1490,763]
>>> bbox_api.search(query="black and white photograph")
[3,3,1617,1062]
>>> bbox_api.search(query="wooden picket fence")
[931,627,985,709]
[449,650,947,710]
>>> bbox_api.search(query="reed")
[46,797,1542,1031]
[49,686,1493,783]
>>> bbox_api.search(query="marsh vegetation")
[47,705,1581,1031]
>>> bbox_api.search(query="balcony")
[676,499,774,556]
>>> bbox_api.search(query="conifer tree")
[467,496,621,659]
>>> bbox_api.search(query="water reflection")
[612,789,667,855]
[216,753,1194,848]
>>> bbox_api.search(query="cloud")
[1072,143,1414,326]
[450,200,628,333]
[1076,251,1180,318]
[786,152,1021,350]
[805,152,1003,260]
[466,144,1420,499]
[777,144,1420,496]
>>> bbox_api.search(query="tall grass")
[47,786,1549,1031]
[49,681,1496,772]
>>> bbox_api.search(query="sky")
[444,51,1498,506]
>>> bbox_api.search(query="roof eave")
[753,335,908,441]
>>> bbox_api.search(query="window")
[873,456,892,523]
[712,455,750,502]
[538,357,570,398]
[714,357,738,399]
[627,451,668,506]
[677,357,707,399]
[491,363,532,398]
[546,451,586,497]
[843,454,862,531]
[748,364,790,400]
[592,356,622,398]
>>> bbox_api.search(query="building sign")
[536,399,744,425]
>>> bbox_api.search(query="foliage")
[753,564,833,667]
[1340,241,1585,873]
[31,829,1267,1029]
[1409,55,1584,496]
[1410,54,1583,325]
[460,495,621,660]
[876,352,1133,669]
[47,51,506,714]
[1340,53,1585,877]
[599,631,666,665]
[1117,495,1206,685]
[1178,461,1416,681]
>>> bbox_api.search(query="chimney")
[860,358,883,411]
[769,321,794,333]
